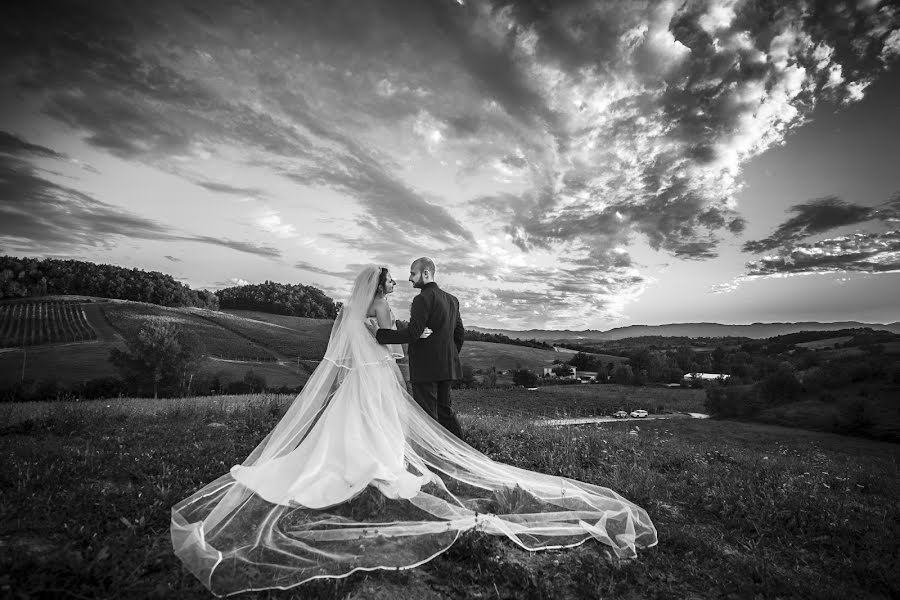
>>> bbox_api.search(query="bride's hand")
[420,327,433,339]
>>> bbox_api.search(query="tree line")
[0,255,341,319]
[215,280,339,318]
[0,255,218,309]
[463,330,552,349]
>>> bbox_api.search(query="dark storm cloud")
[743,196,899,253]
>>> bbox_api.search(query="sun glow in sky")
[1,0,899,329]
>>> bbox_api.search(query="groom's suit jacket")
[375,282,464,383]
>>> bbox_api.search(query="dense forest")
[215,280,339,319]
[0,255,219,308]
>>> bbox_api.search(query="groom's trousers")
[411,381,464,440]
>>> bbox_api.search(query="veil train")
[171,266,657,596]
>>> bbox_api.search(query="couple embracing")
[171,258,657,597]
[371,256,464,439]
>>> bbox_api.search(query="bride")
[171,266,657,596]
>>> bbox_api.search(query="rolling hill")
[470,321,900,342]
[459,341,625,373]
[0,297,315,388]
[0,297,582,389]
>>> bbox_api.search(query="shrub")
[705,385,759,417]
[757,365,802,406]
[511,369,538,387]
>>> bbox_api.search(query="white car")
[630,409,648,418]
[613,410,628,419]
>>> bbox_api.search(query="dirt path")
[82,303,121,343]
[535,412,710,426]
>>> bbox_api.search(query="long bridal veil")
[171,266,657,597]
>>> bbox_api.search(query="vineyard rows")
[0,301,97,348]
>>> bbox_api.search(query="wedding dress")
[171,267,657,597]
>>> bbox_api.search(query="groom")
[376,257,465,439]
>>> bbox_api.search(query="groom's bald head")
[411,257,435,277]
[409,257,436,288]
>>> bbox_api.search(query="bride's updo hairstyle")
[375,267,390,297]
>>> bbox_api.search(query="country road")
[536,412,710,426]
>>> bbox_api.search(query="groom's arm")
[375,294,429,345]
[453,303,464,353]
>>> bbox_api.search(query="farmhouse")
[542,366,599,382]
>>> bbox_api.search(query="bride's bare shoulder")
[367,296,388,317]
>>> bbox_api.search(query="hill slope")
[459,341,625,372]
[471,321,900,341]
[2,298,587,388]
[0,298,317,388]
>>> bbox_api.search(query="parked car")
[630,409,648,418]
[613,410,628,418]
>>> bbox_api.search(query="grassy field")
[0,342,121,387]
[453,384,708,418]
[1,390,897,599]
[102,304,278,362]
[460,341,626,373]
[795,336,853,350]
[199,308,333,359]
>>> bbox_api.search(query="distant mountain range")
[468,321,900,342]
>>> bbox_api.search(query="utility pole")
[21,349,26,382]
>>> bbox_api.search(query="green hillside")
[459,340,626,372]
[0,298,315,390]
[2,297,596,392]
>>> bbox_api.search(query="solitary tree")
[110,320,204,398]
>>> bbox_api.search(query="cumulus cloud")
[254,208,296,239]
[463,0,900,264]
[215,277,250,288]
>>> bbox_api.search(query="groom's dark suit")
[376,282,464,438]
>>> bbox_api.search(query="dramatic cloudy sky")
[2,0,899,329]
